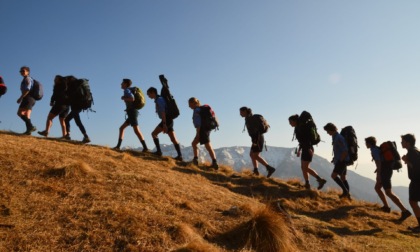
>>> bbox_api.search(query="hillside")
[0,131,420,251]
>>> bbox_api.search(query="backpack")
[68,78,93,111]
[340,126,358,165]
[0,76,6,96]
[159,74,180,120]
[379,141,403,171]
[199,104,219,131]
[29,78,44,100]
[129,87,146,110]
[245,114,270,136]
[294,111,320,145]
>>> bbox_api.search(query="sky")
[1,1,420,186]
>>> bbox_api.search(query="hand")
[17,97,22,104]
[402,155,407,163]
[296,150,301,157]
[162,124,168,134]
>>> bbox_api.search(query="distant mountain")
[131,144,410,210]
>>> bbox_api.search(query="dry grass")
[1,131,420,251]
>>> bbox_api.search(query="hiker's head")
[365,136,376,148]
[323,123,337,135]
[54,75,64,86]
[188,97,200,109]
[401,134,416,148]
[239,106,252,117]
[147,87,158,99]
[20,66,30,77]
[288,114,299,127]
[121,79,132,89]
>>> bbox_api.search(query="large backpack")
[245,114,270,136]
[379,141,403,171]
[68,78,93,111]
[340,126,358,165]
[199,104,219,131]
[0,76,6,96]
[294,111,320,145]
[129,87,146,110]
[159,74,179,120]
[29,78,44,100]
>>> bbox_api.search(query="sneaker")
[82,136,91,143]
[408,226,420,233]
[399,210,412,222]
[64,134,71,140]
[266,166,276,178]
[37,130,48,137]
[380,206,391,213]
[339,192,351,199]
[152,151,162,156]
[253,168,259,176]
[192,158,199,166]
[174,156,183,161]
[24,126,37,135]
[210,162,219,170]
[317,178,327,190]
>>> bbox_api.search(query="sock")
[174,143,182,157]
[140,140,148,150]
[343,180,350,192]
[315,175,321,180]
[305,180,310,185]
[212,159,217,164]
[115,138,122,148]
[334,177,348,193]
[153,138,161,152]
[20,115,33,130]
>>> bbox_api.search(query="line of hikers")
[3,66,420,233]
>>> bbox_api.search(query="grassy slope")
[0,131,419,251]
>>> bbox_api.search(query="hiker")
[113,79,148,151]
[146,87,183,161]
[239,106,275,178]
[401,134,419,231]
[365,136,412,220]
[38,75,69,138]
[323,123,351,199]
[289,114,326,190]
[17,66,37,135]
[0,76,6,98]
[188,97,218,169]
[64,76,91,143]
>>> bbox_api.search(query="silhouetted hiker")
[38,75,69,138]
[323,123,351,199]
[146,87,182,161]
[0,76,6,98]
[401,134,419,230]
[239,106,275,178]
[289,113,326,190]
[188,97,218,169]
[17,66,37,135]
[113,79,148,151]
[64,76,91,143]
[365,136,411,219]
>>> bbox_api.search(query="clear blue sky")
[2,1,420,185]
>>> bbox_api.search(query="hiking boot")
[380,206,391,213]
[304,183,311,190]
[174,156,183,161]
[142,148,149,153]
[210,162,219,170]
[339,192,351,200]
[317,178,327,190]
[82,136,91,143]
[113,146,120,151]
[399,210,412,222]
[24,126,37,135]
[192,158,199,166]
[408,226,420,233]
[37,130,48,137]
[152,151,162,157]
[253,168,259,176]
[64,134,71,140]
[266,166,276,178]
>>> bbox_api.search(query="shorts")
[198,128,211,145]
[158,118,174,132]
[409,181,420,202]
[301,146,314,162]
[251,134,264,153]
[125,109,139,126]
[333,161,347,176]
[380,162,393,190]
[50,103,69,119]
[19,96,36,110]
